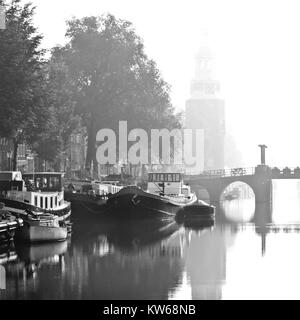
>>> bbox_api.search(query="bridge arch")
[220,181,256,222]
[220,181,255,202]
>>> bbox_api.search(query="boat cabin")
[147,172,191,196]
[0,171,66,211]
[22,172,64,192]
[0,171,24,193]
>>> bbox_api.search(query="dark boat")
[175,200,215,224]
[64,180,122,214]
[105,172,198,219]
[181,219,215,231]
[65,191,107,213]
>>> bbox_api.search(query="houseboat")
[0,171,71,242]
[105,172,200,219]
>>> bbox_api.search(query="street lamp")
[258,144,267,165]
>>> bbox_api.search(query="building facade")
[68,129,87,178]
[0,137,13,171]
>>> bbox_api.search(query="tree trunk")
[85,120,97,172]
[12,138,18,171]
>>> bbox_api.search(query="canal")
[1,179,300,300]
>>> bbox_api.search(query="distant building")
[69,129,87,178]
[185,47,225,172]
[0,137,13,170]
[0,138,32,172]
[16,143,28,172]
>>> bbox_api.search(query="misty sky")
[27,0,300,167]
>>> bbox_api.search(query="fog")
[29,0,300,167]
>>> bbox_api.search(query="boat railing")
[109,185,123,194]
[92,183,123,194]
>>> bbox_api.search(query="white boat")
[0,171,71,242]
[16,213,68,242]
[0,171,71,221]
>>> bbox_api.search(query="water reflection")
[183,225,235,299]
[221,199,255,223]
[272,179,300,224]
[1,179,300,299]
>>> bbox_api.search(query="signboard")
[148,173,181,183]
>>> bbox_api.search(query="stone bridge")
[184,164,300,204]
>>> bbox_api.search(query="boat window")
[35,177,42,189]
[42,178,48,189]
[34,196,38,206]
[49,176,60,190]
[148,173,182,182]
[45,197,48,209]
[50,197,53,209]
[40,197,43,208]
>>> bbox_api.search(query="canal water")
[1,179,300,300]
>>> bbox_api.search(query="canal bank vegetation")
[0,0,182,173]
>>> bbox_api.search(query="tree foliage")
[0,5,182,171]
[0,0,50,167]
[32,48,81,163]
[58,14,181,170]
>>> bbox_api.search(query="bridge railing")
[185,166,300,181]
[271,166,300,178]
[186,167,256,179]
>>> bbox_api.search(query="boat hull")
[0,197,71,221]
[65,192,106,214]
[16,223,68,243]
[105,186,198,219]
[175,201,216,225]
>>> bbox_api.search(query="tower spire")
[190,41,220,99]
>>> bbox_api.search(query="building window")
[45,197,48,209]
[50,197,53,209]
[40,197,43,208]
[55,196,57,206]
[34,196,38,206]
